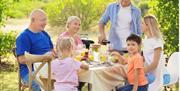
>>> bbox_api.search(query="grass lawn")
[0,69,88,91]
[0,71,18,91]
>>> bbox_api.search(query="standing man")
[98,0,141,54]
[16,9,54,91]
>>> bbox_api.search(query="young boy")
[112,34,148,91]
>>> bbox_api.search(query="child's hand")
[111,52,127,65]
[111,51,121,62]
[81,61,89,70]
[132,89,137,91]
[132,87,138,91]
[111,51,120,57]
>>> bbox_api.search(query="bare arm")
[144,47,162,73]
[19,51,54,64]
[17,55,29,64]
[98,23,106,44]
[132,68,139,91]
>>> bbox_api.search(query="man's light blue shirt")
[99,2,141,51]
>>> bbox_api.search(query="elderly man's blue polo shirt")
[16,29,53,78]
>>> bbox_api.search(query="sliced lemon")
[89,55,94,61]
[100,55,107,62]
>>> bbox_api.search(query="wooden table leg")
[88,83,92,91]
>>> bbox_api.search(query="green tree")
[138,1,149,17]
[7,0,47,18]
[0,0,16,63]
[0,31,17,63]
[0,0,11,26]
[149,0,179,56]
[45,0,114,31]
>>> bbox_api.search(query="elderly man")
[98,0,141,54]
[16,9,54,91]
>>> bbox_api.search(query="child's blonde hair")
[65,16,81,30]
[56,37,74,58]
[144,15,162,39]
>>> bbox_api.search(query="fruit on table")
[91,44,101,52]
[109,56,117,63]
[123,53,129,58]
[81,51,85,56]
[89,55,94,61]
[92,48,99,52]
[75,55,82,61]
[100,54,106,62]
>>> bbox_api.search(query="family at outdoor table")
[15,0,165,91]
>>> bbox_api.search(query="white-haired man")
[16,9,54,91]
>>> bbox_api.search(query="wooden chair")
[13,48,29,91]
[12,48,52,91]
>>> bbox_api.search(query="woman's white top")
[143,37,165,91]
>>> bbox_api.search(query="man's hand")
[98,35,106,44]
[43,52,54,61]
[51,49,57,58]
[98,23,106,44]
[17,55,29,64]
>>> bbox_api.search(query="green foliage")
[45,0,114,31]
[7,0,47,18]
[0,0,12,26]
[138,1,149,17]
[149,0,179,56]
[0,31,17,57]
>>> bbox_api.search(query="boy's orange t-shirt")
[125,53,148,86]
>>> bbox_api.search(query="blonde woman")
[52,37,88,91]
[142,15,165,91]
[57,16,86,91]
[58,16,83,46]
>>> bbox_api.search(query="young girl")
[112,34,148,91]
[58,16,87,91]
[142,15,164,91]
[51,37,89,91]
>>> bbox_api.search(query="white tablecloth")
[78,64,126,91]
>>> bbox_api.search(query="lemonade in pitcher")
[100,54,107,63]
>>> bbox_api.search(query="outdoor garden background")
[0,0,179,91]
